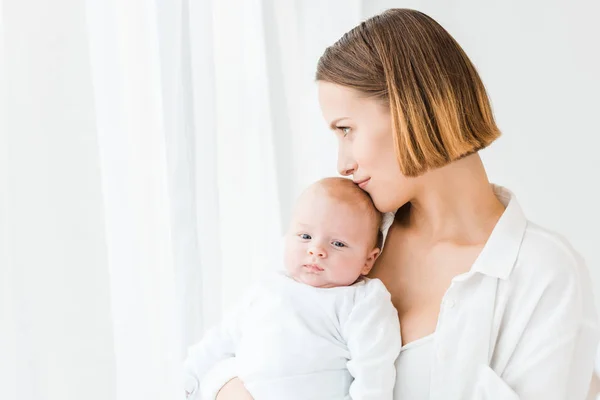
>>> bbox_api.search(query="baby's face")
[284,191,380,288]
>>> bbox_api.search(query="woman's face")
[318,81,414,212]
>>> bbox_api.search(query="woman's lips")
[354,178,371,189]
[303,264,324,272]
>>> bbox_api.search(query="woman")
[210,8,599,399]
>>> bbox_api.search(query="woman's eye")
[300,234,311,240]
[332,241,346,248]
[337,127,351,137]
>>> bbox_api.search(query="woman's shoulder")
[509,221,596,322]
[516,221,585,282]
[485,185,588,289]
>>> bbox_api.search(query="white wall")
[1,0,116,398]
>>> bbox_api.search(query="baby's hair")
[307,177,383,249]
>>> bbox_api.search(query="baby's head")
[285,177,382,288]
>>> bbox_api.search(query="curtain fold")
[84,0,290,396]
[85,0,183,398]
[0,1,17,398]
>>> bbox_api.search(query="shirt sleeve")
[342,279,402,400]
[190,357,238,400]
[470,251,600,399]
[184,285,258,400]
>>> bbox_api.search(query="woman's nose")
[308,246,327,258]
[337,159,357,176]
[338,164,356,176]
[337,147,357,176]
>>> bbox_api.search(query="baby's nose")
[308,246,326,258]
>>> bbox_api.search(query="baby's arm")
[184,286,257,399]
[184,318,238,399]
[342,279,402,400]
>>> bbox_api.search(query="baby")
[184,177,401,400]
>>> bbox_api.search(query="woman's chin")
[370,194,396,213]
[372,194,410,214]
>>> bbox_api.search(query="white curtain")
[84,0,289,396]
[1,0,360,399]
[85,0,365,394]
[0,1,16,398]
[185,0,362,331]
[84,0,186,398]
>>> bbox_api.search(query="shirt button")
[443,298,456,308]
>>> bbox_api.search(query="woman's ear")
[361,247,381,275]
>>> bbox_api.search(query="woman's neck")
[404,153,506,245]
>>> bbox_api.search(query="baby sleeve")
[342,279,401,400]
[184,284,258,399]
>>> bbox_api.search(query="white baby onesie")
[184,271,401,400]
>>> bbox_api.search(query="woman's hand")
[215,378,254,400]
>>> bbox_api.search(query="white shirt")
[194,185,600,399]
[394,333,435,399]
[184,272,401,400]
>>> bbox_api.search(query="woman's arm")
[215,378,254,400]
[470,251,599,399]
[184,324,238,398]
[186,357,238,399]
[185,285,259,399]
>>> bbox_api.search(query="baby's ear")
[361,247,381,275]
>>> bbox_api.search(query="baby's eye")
[300,234,311,240]
[332,241,346,248]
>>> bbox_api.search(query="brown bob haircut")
[316,9,501,177]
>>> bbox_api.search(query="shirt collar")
[470,184,528,280]
[380,185,528,280]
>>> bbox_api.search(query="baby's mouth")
[303,264,324,272]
